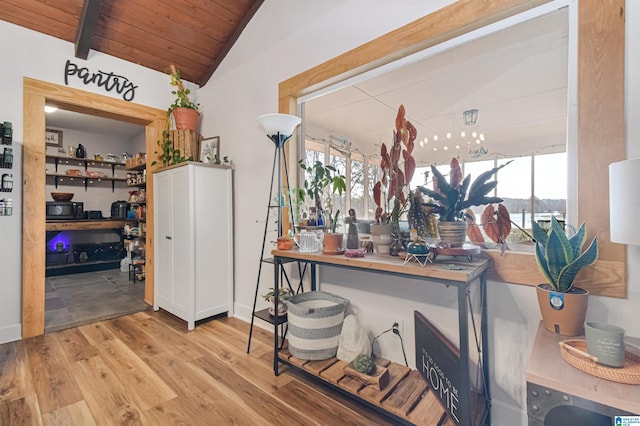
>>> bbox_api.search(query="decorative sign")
[64,59,138,101]
[45,129,63,147]
[415,311,467,425]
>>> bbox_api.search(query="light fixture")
[423,110,487,153]
[256,113,301,238]
[609,158,640,245]
[257,113,302,148]
[463,109,478,126]
[250,113,303,356]
[44,106,58,113]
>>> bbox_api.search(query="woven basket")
[285,291,349,360]
[559,339,640,384]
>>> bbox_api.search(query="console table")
[270,248,490,426]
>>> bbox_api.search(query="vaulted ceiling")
[0,0,263,86]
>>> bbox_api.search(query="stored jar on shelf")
[1,173,13,191]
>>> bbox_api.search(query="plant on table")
[417,157,510,246]
[465,204,513,250]
[532,216,598,293]
[418,157,509,222]
[372,104,417,236]
[352,353,374,375]
[298,160,346,232]
[532,216,598,336]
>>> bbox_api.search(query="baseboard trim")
[0,323,22,344]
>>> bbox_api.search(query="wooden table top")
[271,248,488,284]
[527,322,640,414]
[46,220,127,231]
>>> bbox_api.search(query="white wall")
[199,1,640,425]
[0,20,175,343]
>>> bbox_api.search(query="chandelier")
[463,109,478,125]
[418,109,486,153]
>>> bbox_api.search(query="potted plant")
[262,287,293,317]
[372,104,416,236]
[166,64,200,131]
[532,216,598,336]
[298,160,346,252]
[151,65,199,168]
[343,353,390,390]
[417,157,509,247]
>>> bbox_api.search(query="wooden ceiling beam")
[74,0,104,59]
[200,0,264,86]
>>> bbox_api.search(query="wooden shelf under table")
[279,349,484,426]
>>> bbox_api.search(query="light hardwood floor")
[0,311,396,425]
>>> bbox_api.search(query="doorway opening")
[44,108,149,332]
[23,77,166,338]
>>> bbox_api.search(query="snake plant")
[532,216,598,293]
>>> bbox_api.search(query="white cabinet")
[153,162,233,330]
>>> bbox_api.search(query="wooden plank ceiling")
[0,0,263,86]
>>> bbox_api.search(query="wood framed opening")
[278,0,626,297]
[22,77,166,338]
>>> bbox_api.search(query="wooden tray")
[559,339,640,384]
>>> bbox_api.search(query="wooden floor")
[0,310,399,425]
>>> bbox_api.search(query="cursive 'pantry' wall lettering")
[64,60,138,101]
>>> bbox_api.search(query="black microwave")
[46,202,84,220]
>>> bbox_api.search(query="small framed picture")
[45,129,63,147]
[200,136,220,163]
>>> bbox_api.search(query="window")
[350,154,365,219]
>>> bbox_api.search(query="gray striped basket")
[285,291,350,360]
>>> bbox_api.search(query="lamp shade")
[257,113,301,138]
[609,158,640,245]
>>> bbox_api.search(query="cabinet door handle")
[166,236,172,240]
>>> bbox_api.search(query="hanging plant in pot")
[532,216,598,336]
[417,157,509,247]
[167,64,200,131]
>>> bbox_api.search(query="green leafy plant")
[261,287,292,302]
[352,353,374,375]
[167,64,199,112]
[299,160,346,232]
[151,65,200,168]
[406,188,438,239]
[418,157,510,222]
[151,130,193,167]
[532,216,598,293]
[212,155,230,165]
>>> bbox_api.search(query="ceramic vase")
[370,223,393,254]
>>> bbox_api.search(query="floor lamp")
[247,113,302,353]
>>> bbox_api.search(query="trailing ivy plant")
[151,130,193,167]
